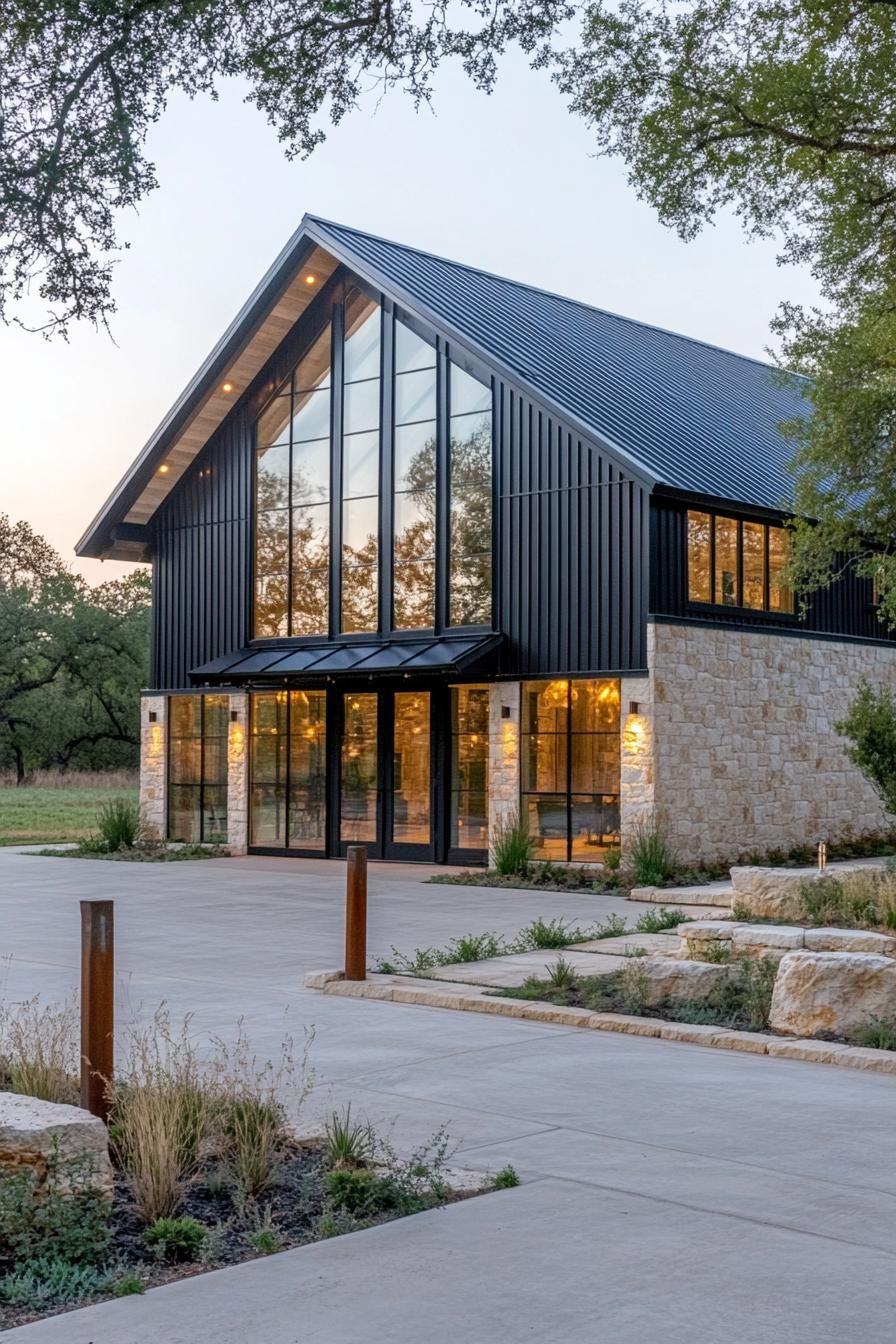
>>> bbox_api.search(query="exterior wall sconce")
[148,710,157,723]
[230,710,239,722]
[501,705,511,719]
[628,701,640,715]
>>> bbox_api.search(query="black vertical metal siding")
[496,381,648,675]
[151,409,252,687]
[650,498,894,642]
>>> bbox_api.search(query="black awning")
[190,633,502,683]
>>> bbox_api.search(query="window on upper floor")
[253,283,495,641]
[687,510,794,614]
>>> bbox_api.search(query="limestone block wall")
[226,692,249,855]
[488,682,521,862]
[642,620,896,863]
[139,695,168,840]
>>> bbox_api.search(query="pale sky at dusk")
[0,53,818,583]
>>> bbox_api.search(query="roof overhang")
[76,221,341,561]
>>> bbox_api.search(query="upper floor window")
[253,284,494,640]
[687,510,794,614]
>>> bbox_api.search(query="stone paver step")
[630,881,733,907]
[427,949,623,988]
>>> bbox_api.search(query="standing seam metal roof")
[310,217,809,512]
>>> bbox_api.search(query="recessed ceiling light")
[221,380,235,393]
[158,464,170,475]
[304,274,316,285]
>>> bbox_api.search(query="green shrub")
[544,954,577,990]
[491,810,535,877]
[76,833,110,855]
[836,680,896,817]
[98,796,142,850]
[635,906,688,933]
[0,1256,110,1309]
[517,917,578,950]
[628,822,677,886]
[250,1226,280,1256]
[111,1271,146,1297]
[0,1158,111,1265]
[493,1165,520,1189]
[619,956,650,1015]
[325,1104,374,1170]
[143,1215,207,1263]
[603,847,622,872]
[325,1167,396,1218]
[444,931,507,962]
[851,1018,896,1050]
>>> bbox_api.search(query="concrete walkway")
[2,850,895,1342]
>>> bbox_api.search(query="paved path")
[2,850,895,1342]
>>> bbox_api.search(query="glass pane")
[395,422,436,491]
[570,795,619,858]
[257,394,291,449]
[394,490,436,560]
[522,794,567,861]
[570,733,619,794]
[449,551,491,626]
[450,414,492,483]
[522,729,567,795]
[294,325,331,391]
[522,681,569,735]
[344,431,380,498]
[290,571,329,636]
[342,497,378,558]
[203,695,229,741]
[395,368,436,426]
[393,560,435,630]
[255,509,289,576]
[291,438,330,507]
[342,565,378,633]
[344,379,380,435]
[714,515,738,606]
[743,521,766,610]
[451,364,491,415]
[687,510,711,603]
[393,692,430,845]
[169,696,201,738]
[341,694,378,842]
[201,786,228,845]
[292,503,329,566]
[168,785,201,844]
[570,680,620,733]
[250,784,287,846]
[256,442,290,511]
[291,387,330,444]
[450,686,489,851]
[254,574,288,638]
[250,693,287,847]
[769,526,794,613]
[344,291,381,382]
[201,735,227,787]
[395,321,436,374]
[288,691,326,850]
[169,737,201,785]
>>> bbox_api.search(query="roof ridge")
[305,214,805,381]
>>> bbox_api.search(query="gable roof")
[77,214,808,559]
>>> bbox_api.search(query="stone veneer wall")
[139,695,168,841]
[226,692,249,855]
[632,621,896,863]
[487,683,521,863]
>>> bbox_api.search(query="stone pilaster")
[620,652,655,845]
[226,692,249,855]
[488,682,521,863]
[139,695,168,841]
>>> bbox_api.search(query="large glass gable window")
[687,510,794,614]
[253,284,494,640]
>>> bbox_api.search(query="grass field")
[0,773,139,845]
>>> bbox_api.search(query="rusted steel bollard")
[345,845,368,981]
[80,900,114,1121]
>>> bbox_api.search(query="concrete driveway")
[2,849,895,1342]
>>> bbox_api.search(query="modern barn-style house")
[78,217,896,864]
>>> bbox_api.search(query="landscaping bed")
[33,843,229,863]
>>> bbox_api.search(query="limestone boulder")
[729,866,814,921]
[730,924,805,961]
[803,928,896,956]
[769,951,896,1038]
[0,1094,113,1197]
[635,958,733,1007]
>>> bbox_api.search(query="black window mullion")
[709,512,716,605]
[566,681,573,863]
[380,302,394,634]
[330,302,344,638]
[198,696,206,843]
[287,376,295,637]
[284,692,291,848]
[736,517,743,608]
[435,345,450,634]
[764,525,771,611]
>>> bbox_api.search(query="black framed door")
[336,687,435,861]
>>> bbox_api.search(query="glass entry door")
[389,691,432,858]
[337,689,433,860]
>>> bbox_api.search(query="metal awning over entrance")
[190,633,502,683]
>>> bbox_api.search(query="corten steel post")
[80,900,114,1121]
[345,845,368,981]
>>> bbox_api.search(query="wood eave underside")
[119,243,338,530]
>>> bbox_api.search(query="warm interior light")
[158,463,170,475]
[304,274,317,285]
[221,381,235,393]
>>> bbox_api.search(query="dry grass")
[0,769,139,790]
[0,775,138,845]
[0,995,80,1104]
[800,867,896,930]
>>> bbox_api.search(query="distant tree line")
[0,515,149,783]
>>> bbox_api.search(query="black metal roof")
[191,633,502,682]
[307,217,809,512]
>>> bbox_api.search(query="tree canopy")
[0,516,150,781]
